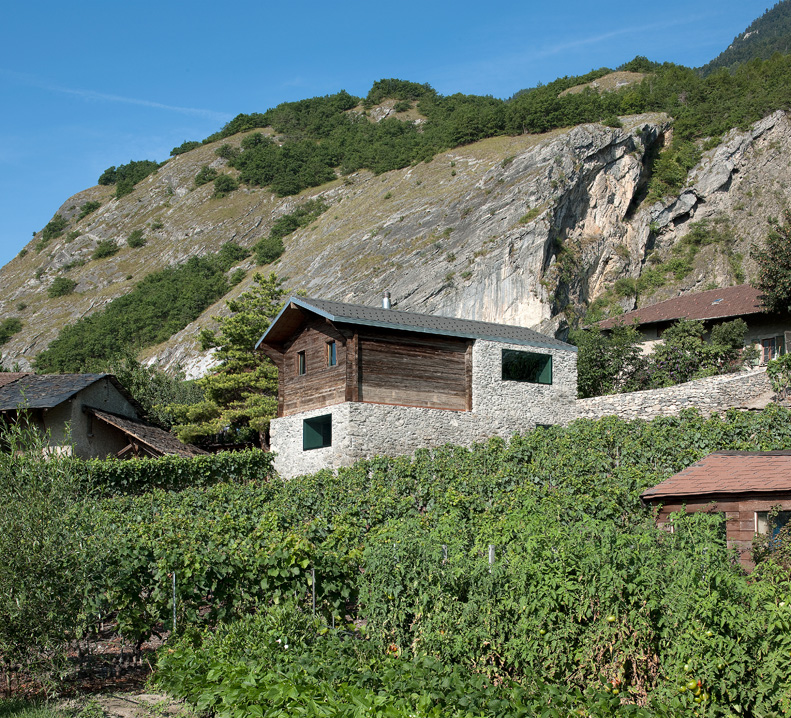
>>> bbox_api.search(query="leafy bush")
[98,159,161,198]
[215,143,240,161]
[34,251,235,372]
[254,199,328,265]
[126,228,146,248]
[194,165,219,186]
[213,174,238,198]
[47,277,77,298]
[0,318,23,345]
[77,200,101,220]
[41,214,67,242]
[91,239,118,259]
[170,140,201,156]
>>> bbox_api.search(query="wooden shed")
[642,451,791,569]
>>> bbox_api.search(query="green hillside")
[701,0,791,74]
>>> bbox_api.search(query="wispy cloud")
[0,69,232,123]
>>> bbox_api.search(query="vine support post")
[172,570,177,635]
[311,567,316,616]
[489,544,495,573]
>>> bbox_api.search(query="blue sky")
[0,0,771,268]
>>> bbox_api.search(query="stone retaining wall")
[576,368,771,422]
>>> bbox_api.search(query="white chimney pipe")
[382,291,391,309]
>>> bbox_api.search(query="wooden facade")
[652,494,791,569]
[260,310,474,418]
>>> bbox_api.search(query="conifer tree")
[169,272,285,448]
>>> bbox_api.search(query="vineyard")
[2,408,791,716]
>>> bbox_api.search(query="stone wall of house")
[576,368,771,422]
[270,339,578,479]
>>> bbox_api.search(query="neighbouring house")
[255,296,578,479]
[641,451,791,569]
[596,285,791,363]
[0,373,205,459]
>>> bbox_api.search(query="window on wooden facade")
[303,414,332,450]
[327,341,337,367]
[501,349,552,384]
[756,510,791,538]
[297,351,306,375]
[761,336,785,364]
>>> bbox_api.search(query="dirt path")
[61,692,194,718]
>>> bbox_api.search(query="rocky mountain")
[2,99,790,379]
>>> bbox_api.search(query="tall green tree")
[168,273,286,448]
[753,208,791,314]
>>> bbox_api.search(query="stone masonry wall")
[270,339,577,478]
[576,368,771,422]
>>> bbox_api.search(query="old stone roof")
[0,373,143,413]
[642,451,791,499]
[0,373,29,388]
[86,407,207,457]
[596,285,766,330]
[257,296,575,351]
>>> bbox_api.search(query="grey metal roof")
[257,296,576,351]
[0,374,142,412]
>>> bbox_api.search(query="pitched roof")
[0,373,29,388]
[87,408,207,457]
[257,296,575,351]
[596,285,766,330]
[0,373,143,414]
[642,451,791,499]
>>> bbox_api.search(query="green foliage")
[753,208,791,313]
[215,143,240,161]
[34,250,236,373]
[104,354,204,429]
[98,159,161,198]
[126,228,146,248]
[0,418,99,676]
[85,448,273,496]
[91,239,118,259]
[254,199,328,265]
[701,1,791,74]
[572,318,755,397]
[104,407,791,715]
[215,241,250,271]
[767,352,791,397]
[0,318,23,346]
[170,140,201,156]
[194,165,219,186]
[76,200,101,221]
[40,214,67,243]
[570,324,647,397]
[169,273,285,447]
[47,277,77,298]
[519,207,541,224]
[213,174,238,198]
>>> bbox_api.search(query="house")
[0,373,205,459]
[256,296,578,479]
[596,285,791,363]
[641,451,791,569]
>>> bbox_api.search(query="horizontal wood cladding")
[281,318,347,417]
[358,330,471,411]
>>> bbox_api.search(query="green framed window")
[303,414,332,451]
[502,349,552,385]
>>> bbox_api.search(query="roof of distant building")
[596,285,767,330]
[0,373,142,413]
[642,451,791,499]
[257,296,575,351]
[86,408,206,457]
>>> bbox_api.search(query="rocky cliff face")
[2,110,790,378]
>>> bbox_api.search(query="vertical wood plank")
[465,341,473,411]
[346,331,360,402]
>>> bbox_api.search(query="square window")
[303,414,331,450]
[327,341,337,367]
[297,351,306,376]
[502,349,552,384]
